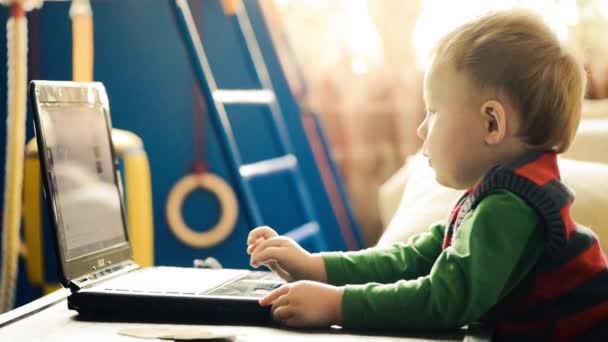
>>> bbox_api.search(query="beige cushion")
[377,153,608,252]
[563,102,608,164]
[562,117,608,165]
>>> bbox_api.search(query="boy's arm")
[321,222,446,285]
[338,191,545,330]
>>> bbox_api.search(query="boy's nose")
[417,119,427,141]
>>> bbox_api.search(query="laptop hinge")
[68,260,139,293]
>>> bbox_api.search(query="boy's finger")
[273,305,295,322]
[251,247,284,267]
[246,232,261,245]
[271,293,290,313]
[247,226,277,244]
[267,261,291,281]
[250,237,289,257]
[259,285,289,306]
[284,316,306,328]
[246,238,264,254]
[249,255,262,268]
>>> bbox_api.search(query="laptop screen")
[37,101,128,261]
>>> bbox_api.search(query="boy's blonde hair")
[433,10,586,153]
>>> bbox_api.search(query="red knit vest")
[443,153,608,341]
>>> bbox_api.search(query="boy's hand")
[246,226,327,283]
[259,281,344,328]
[246,226,280,254]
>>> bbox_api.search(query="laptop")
[29,80,283,323]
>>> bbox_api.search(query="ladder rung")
[213,89,275,104]
[239,154,296,179]
[284,222,320,243]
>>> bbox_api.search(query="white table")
[0,289,488,342]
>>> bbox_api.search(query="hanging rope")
[70,0,93,81]
[166,86,239,248]
[0,0,44,313]
[166,0,238,248]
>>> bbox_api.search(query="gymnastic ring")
[166,173,238,248]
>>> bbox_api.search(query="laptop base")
[68,291,272,325]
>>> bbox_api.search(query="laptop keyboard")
[94,267,261,296]
[205,277,284,297]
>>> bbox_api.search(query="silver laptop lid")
[30,81,133,288]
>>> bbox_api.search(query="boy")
[247,10,608,341]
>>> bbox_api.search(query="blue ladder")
[170,0,327,252]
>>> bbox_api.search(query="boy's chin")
[432,171,450,188]
[435,173,467,190]
[430,164,472,190]
[435,176,451,188]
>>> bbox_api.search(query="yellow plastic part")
[42,283,62,295]
[23,151,43,285]
[22,128,155,289]
[113,129,154,267]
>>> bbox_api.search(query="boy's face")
[418,63,489,190]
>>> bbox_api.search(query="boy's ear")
[481,100,506,145]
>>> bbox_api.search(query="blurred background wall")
[270,0,608,244]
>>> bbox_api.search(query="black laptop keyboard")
[95,267,283,297]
